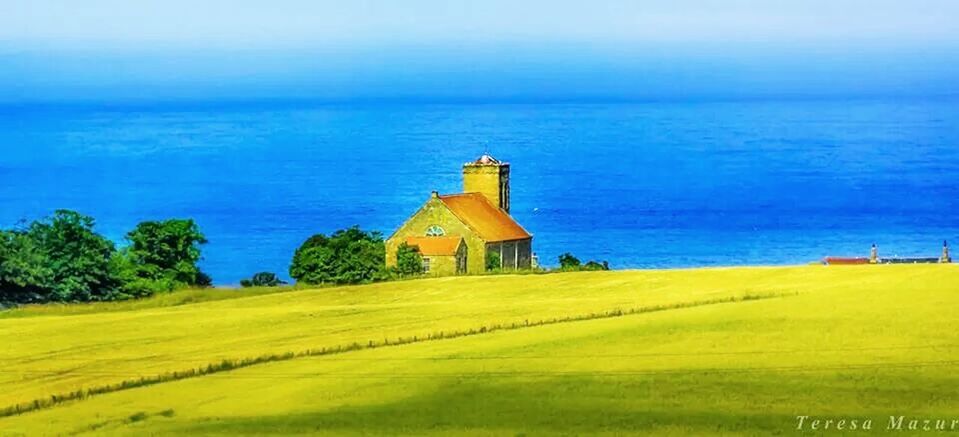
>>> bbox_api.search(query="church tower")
[463,154,510,213]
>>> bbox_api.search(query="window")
[422,257,431,273]
[425,225,445,236]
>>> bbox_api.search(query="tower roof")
[475,153,499,164]
[466,153,507,166]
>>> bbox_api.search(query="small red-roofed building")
[385,154,533,275]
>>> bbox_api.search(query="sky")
[1,0,958,103]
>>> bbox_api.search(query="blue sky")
[2,0,958,102]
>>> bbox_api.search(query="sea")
[1,98,957,284]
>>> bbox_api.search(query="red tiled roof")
[405,236,463,256]
[439,193,531,242]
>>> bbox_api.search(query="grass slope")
[1,264,957,435]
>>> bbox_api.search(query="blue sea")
[1,98,957,284]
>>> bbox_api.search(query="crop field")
[1,264,957,435]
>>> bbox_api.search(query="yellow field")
[1,264,957,435]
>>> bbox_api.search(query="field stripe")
[4,342,957,367]
[6,360,959,380]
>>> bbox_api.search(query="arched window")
[425,225,445,236]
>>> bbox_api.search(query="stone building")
[385,154,533,276]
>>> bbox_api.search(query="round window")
[425,225,445,236]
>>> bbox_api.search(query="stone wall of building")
[422,254,458,276]
[385,197,488,274]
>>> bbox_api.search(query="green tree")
[0,211,116,303]
[108,248,175,299]
[240,272,286,288]
[119,219,210,293]
[289,226,386,285]
[39,210,117,301]
[0,229,54,303]
[32,211,117,301]
[558,252,581,270]
[395,243,424,276]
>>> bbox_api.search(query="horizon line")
[3,93,959,110]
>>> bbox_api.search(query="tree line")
[0,210,208,304]
[1,211,610,305]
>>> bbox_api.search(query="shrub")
[395,243,424,276]
[486,250,501,271]
[583,260,610,271]
[557,253,609,272]
[289,226,387,285]
[240,272,286,288]
[558,252,581,269]
[195,271,213,288]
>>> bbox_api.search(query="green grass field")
[1,264,957,435]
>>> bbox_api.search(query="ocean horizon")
[2,96,957,284]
